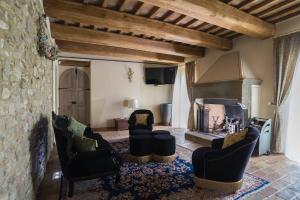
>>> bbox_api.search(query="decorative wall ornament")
[37,14,58,61]
[128,67,134,82]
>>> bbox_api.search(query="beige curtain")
[185,61,196,131]
[273,32,300,153]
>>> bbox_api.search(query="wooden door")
[59,68,90,124]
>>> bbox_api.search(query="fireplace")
[193,52,261,117]
[195,98,248,132]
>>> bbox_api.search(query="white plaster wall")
[90,60,172,128]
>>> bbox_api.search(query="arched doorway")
[59,68,90,124]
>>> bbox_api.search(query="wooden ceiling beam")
[132,2,144,14]
[98,0,104,6]
[57,40,184,64]
[264,3,300,23]
[203,25,218,33]
[245,0,274,13]
[148,6,160,18]
[102,0,108,7]
[211,27,226,35]
[255,0,296,18]
[184,18,198,28]
[216,29,230,36]
[173,15,186,24]
[219,31,236,38]
[118,0,128,11]
[44,0,232,50]
[195,22,209,30]
[236,0,256,9]
[51,23,204,57]
[59,59,90,67]
[222,0,233,4]
[139,0,275,38]
[271,10,300,24]
[228,33,243,39]
[159,10,174,21]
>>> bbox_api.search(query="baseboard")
[92,127,116,132]
[154,123,171,126]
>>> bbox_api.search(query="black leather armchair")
[128,109,154,136]
[192,127,259,193]
[52,113,122,197]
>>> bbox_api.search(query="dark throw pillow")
[52,111,70,131]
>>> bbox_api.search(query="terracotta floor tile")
[288,182,300,193]
[275,188,298,200]
[293,195,300,200]
[271,179,290,190]
[259,187,278,197]
[245,192,267,200]
[281,175,300,184]
[264,195,284,200]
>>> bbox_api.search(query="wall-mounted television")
[145,67,177,85]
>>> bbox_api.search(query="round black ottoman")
[153,134,176,162]
[130,135,152,156]
[152,130,170,136]
[130,129,152,136]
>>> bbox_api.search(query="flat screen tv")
[145,67,177,85]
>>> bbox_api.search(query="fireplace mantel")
[192,78,262,118]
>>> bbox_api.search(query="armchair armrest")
[206,139,251,162]
[211,138,224,150]
[84,128,105,143]
[74,149,114,161]
[192,147,213,178]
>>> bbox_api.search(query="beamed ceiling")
[44,0,300,64]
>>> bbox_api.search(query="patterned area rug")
[66,140,269,200]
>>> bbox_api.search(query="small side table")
[114,118,129,131]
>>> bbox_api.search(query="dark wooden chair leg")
[115,173,121,183]
[68,181,74,197]
[58,175,63,200]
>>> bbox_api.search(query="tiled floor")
[37,127,300,200]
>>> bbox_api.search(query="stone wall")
[0,0,54,199]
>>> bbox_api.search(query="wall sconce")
[37,14,58,61]
[128,67,134,82]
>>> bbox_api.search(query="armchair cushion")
[74,148,114,161]
[222,129,247,149]
[73,136,99,153]
[67,117,87,138]
[130,129,152,136]
[69,155,119,178]
[135,114,149,126]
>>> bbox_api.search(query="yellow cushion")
[222,129,247,149]
[135,114,149,125]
